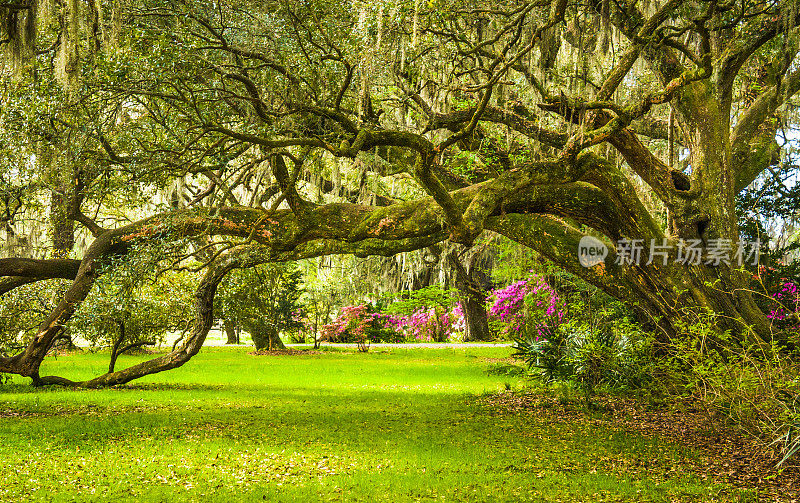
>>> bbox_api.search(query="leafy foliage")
[0,279,70,355]
[217,262,305,350]
[69,251,195,356]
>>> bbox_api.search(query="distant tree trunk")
[460,294,492,342]
[223,319,239,344]
[246,321,286,350]
[108,320,126,373]
[448,251,492,342]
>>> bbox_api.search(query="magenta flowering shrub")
[320,304,406,343]
[488,280,528,323]
[767,281,800,329]
[387,305,465,342]
[321,301,467,343]
[320,304,370,342]
[487,274,565,339]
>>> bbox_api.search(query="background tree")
[217,263,305,350]
[447,246,494,341]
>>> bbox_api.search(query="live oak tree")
[0,0,797,386]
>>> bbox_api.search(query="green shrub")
[511,326,575,383]
[665,310,800,465]
[512,313,658,396]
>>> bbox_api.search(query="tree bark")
[247,322,286,351]
[447,251,492,341]
[223,319,239,344]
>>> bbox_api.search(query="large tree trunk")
[461,295,492,342]
[447,251,492,342]
[490,204,770,350]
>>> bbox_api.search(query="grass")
[0,346,757,502]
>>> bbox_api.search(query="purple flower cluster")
[488,280,528,322]
[767,281,800,326]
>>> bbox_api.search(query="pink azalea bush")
[321,304,410,343]
[386,304,465,342]
[322,302,466,343]
[487,273,565,339]
[320,304,371,342]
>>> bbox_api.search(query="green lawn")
[0,347,755,502]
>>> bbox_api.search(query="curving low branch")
[0,258,81,279]
[0,259,82,296]
[35,245,259,387]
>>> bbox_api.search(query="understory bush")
[386,304,465,342]
[493,271,656,395]
[766,280,800,328]
[487,274,564,339]
[506,275,800,465]
[512,315,658,396]
[218,262,305,350]
[70,266,194,354]
[665,309,800,465]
